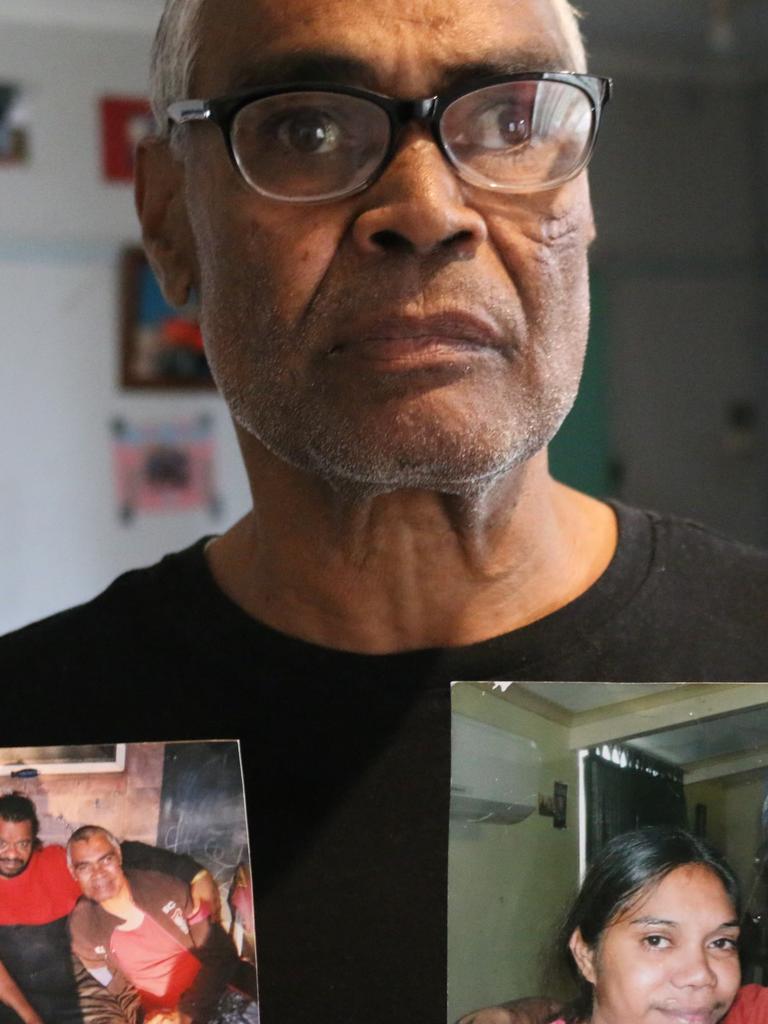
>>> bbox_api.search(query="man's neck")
[101,881,137,923]
[206,442,618,654]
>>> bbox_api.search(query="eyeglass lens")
[232,92,391,201]
[230,80,595,201]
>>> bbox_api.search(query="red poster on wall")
[100,95,153,182]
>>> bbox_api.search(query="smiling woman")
[559,827,742,1024]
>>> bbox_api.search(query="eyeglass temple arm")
[167,100,211,126]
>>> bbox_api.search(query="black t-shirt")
[2,502,768,1023]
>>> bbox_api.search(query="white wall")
[0,14,250,635]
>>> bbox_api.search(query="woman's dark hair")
[557,826,741,1024]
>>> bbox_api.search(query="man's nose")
[351,130,488,258]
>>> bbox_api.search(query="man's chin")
[297,432,545,497]
[0,861,27,877]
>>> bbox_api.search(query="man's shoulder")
[35,844,69,872]
[128,866,187,895]
[68,891,105,937]
[560,502,768,681]
[614,501,768,588]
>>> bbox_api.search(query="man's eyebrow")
[440,50,575,86]
[222,53,378,94]
[218,48,571,97]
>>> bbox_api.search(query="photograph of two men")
[0,741,257,1024]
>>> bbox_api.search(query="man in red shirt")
[0,793,89,1024]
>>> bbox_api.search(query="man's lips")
[329,313,508,369]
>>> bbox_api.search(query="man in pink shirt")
[67,826,257,1024]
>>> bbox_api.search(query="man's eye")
[275,111,342,154]
[473,104,533,149]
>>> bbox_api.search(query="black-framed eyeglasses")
[167,72,612,204]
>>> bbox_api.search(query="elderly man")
[2,0,768,1019]
[67,827,255,1024]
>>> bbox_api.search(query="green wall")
[684,779,728,854]
[549,272,614,497]
[448,685,580,1022]
[685,773,765,903]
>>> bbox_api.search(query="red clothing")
[0,845,81,925]
[724,985,768,1024]
[110,911,201,1011]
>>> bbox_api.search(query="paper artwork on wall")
[111,415,221,523]
[0,82,30,165]
[120,247,214,390]
[100,95,154,182]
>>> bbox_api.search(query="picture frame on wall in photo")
[120,247,215,390]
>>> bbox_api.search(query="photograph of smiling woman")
[558,827,741,1024]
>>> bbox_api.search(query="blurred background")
[1,0,767,634]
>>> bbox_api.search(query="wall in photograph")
[723,774,765,896]
[448,684,580,1021]
[10,743,164,848]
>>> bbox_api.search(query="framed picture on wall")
[0,82,30,165]
[120,246,215,390]
[100,96,153,182]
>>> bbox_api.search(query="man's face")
[160,0,594,493]
[0,819,34,878]
[69,835,126,903]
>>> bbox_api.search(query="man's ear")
[135,136,196,308]
[569,928,597,984]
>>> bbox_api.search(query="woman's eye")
[643,934,671,949]
[276,111,341,154]
[710,937,739,951]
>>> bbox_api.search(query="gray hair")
[150,0,209,133]
[66,825,122,871]
[148,0,587,135]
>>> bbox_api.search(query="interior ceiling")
[519,682,680,712]
[518,683,768,775]
[627,705,768,766]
